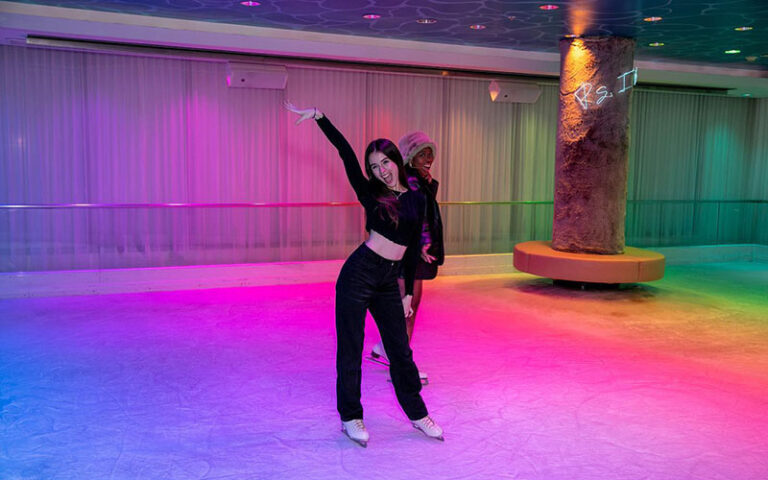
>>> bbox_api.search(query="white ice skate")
[341,419,370,448]
[412,415,444,441]
[371,342,429,385]
[368,341,390,366]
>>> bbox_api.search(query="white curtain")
[0,45,764,271]
[627,92,766,246]
[748,99,768,244]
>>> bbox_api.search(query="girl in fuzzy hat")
[370,131,444,386]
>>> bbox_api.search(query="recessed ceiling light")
[417,18,437,24]
[508,16,517,21]
[734,26,753,31]
[539,5,559,11]
[363,14,381,20]
[643,16,663,22]
[240,1,260,5]
[742,93,752,97]
[469,24,487,30]
[724,49,741,54]
[649,42,664,47]
[564,34,578,38]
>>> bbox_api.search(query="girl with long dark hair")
[284,102,443,447]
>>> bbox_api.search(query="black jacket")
[406,167,445,266]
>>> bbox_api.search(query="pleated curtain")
[0,45,764,271]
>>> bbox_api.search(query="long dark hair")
[363,138,412,226]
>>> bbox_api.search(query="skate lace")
[419,416,436,430]
[351,419,366,431]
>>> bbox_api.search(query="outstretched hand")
[284,101,318,125]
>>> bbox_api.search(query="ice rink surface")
[1,262,767,479]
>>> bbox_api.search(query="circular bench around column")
[513,240,665,284]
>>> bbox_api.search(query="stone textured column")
[553,36,635,254]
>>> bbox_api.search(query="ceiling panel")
[4,0,766,68]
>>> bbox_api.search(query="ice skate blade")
[412,424,444,442]
[366,355,390,367]
[385,376,429,386]
[341,428,368,448]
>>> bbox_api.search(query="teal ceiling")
[7,0,767,68]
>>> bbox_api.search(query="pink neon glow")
[4,264,768,477]
[539,4,559,10]
[469,24,486,30]
[240,1,260,6]
[0,202,360,209]
[363,14,381,20]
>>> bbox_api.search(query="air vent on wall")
[488,80,542,103]
[226,62,287,89]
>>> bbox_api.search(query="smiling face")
[367,150,402,189]
[410,147,434,178]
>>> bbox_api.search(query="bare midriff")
[365,230,407,261]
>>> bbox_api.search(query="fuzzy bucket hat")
[398,131,436,166]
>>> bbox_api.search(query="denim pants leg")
[335,247,372,422]
[335,244,428,422]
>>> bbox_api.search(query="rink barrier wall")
[1,244,766,298]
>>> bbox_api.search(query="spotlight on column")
[226,62,287,89]
[488,80,541,103]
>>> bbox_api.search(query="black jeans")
[335,243,428,422]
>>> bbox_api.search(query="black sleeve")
[420,179,438,247]
[315,115,372,205]
[427,179,439,197]
[401,194,426,296]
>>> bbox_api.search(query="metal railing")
[1,200,765,271]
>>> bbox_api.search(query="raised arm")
[284,102,370,201]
